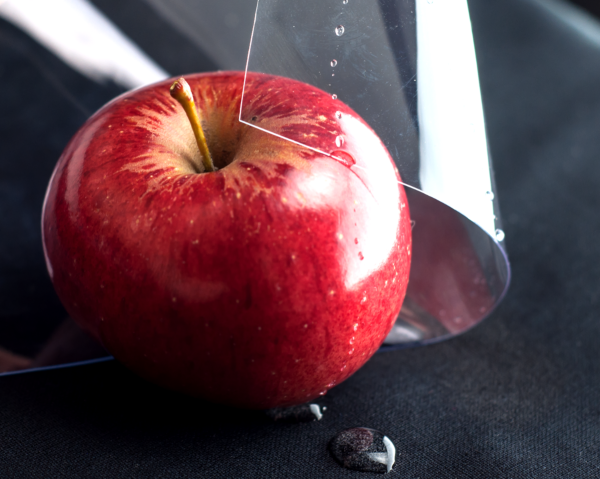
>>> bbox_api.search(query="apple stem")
[170,78,215,173]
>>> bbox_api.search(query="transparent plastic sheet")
[241,0,510,348]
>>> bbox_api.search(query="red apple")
[42,71,411,409]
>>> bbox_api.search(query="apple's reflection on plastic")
[241,0,510,349]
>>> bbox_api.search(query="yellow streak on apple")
[113,76,327,206]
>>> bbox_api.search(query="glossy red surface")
[42,72,411,408]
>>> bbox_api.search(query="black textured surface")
[1,0,600,477]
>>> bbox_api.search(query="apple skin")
[42,71,411,409]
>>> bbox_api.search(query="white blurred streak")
[416,0,495,236]
[0,0,168,90]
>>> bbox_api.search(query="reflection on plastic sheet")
[417,0,494,236]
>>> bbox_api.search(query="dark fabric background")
[1,0,600,477]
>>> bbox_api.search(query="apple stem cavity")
[170,77,215,173]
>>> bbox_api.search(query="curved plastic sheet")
[241,0,510,348]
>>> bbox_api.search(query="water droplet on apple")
[335,135,345,148]
[265,403,324,422]
[332,94,338,100]
[354,238,358,244]
[349,337,355,345]
[329,428,395,473]
[331,59,338,67]
[335,25,345,36]
[354,323,359,331]
[358,252,364,261]
[486,190,495,200]
[335,111,342,120]
[495,229,505,242]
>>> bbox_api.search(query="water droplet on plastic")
[495,229,505,242]
[335,111,342,120]
[329,428,396,473]
[335,25,345,36]
[265,403,324,422]
[331,59,338,67]
[486,190,495,200]
[410,219,416,230]
[343,0,348,4]
[332,94,338,100]
[335,136,344,148]
[427,0,434,3]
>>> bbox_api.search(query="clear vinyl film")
[241,0,510,348]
